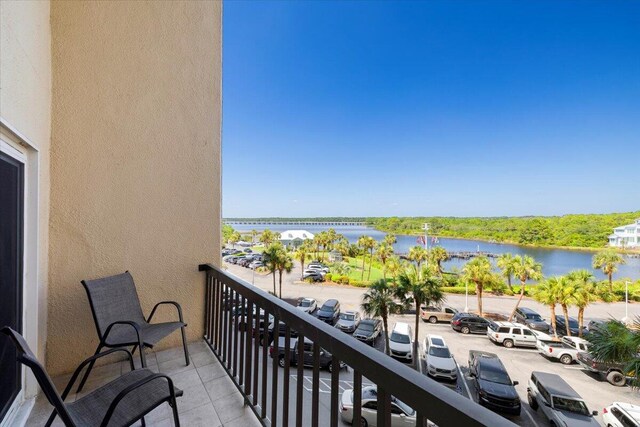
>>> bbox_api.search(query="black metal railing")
[199,264,516,427]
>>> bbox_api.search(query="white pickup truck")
[537,336,590,365]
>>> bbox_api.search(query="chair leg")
[171,399,180,427]
[141,416,146,426]
[180,326,190,366]
[44,409,57,427]
[139,344,147,368]
[76,344,103,393]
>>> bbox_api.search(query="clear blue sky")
[222,1,639,218]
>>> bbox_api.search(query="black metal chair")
[77,271,189,393]
[1,327,181,427]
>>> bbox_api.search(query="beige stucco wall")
[0,0,52,366]
[48,1,222,375]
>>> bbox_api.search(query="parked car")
[487,321,537,348]
[249,261,264,270]
[317,299,340,324]
[238,258,252,267]
[537,336,590,365]
[420,305,458,324]
[513,307,550,332]
[335,311,361,333]
[302,271,324,282]
[576,351,631,386]
[468,350,520,416]
[587,319,607,334]
[602,402,640,427]
[296,297,317,314]
[267,320,299,344]
[423,335,457,382]
[527,371,599,426]
[269,336,345,372]
[303,268,325,276]
[451,313,490,335]
[553,316,586,337]
[307,263,329,273]
[339,385,436,427]
[388,322,413,362]
[353,318,382,345]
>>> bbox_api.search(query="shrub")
[350,280,369,288]
[324,273,333,282]
[338,275,350,284]
[304,277,315,284]
[441,286,476,295]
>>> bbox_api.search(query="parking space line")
[455,359,473,399]
[522,405,541,427]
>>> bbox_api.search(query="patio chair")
[77,271,189,393]
[1,327,182,427]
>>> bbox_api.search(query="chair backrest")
[1,327,75,426]
[81,272,146,339]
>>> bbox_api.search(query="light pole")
[622,280,631,324]
[423,223,430,251]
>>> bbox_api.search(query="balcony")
[199,264,515,427]
[26,340,260,427]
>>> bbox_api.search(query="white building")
[279,229,314,248]
[608,219,640,248]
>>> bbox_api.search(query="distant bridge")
[398,251,499,260]
[224,220,366,226]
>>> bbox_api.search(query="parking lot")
[226,262,639,427]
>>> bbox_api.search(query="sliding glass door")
[0,149,24,422]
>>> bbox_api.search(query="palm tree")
[250,229,259,245]
[259,229,279,247]
[556,275,577,337]
[509,255,543,321]
[585,317,640,388]
[357,236,376,281]
[376,243,394,280]
[497,253,517,292]
[228,231,241,248]
[397,265,444,367]
[357,236,369,280]
[428,247,449,276]
[461,257,495,317]
[277,253,293,298]
[383,233,397,246]
[263,243,284,296]
[294,242,311,279]
[407,246,428,269]
[593,249,626,291]
[365,237,376,281]
[567,270,596,337]
[361,279,402,356]
[533,277,561,339]
[385,256,403,286]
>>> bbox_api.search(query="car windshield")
[568,319,579,328]
[552,397,590,416]
[300,300,312,307]
[390,332,410,344]
[528,314,543,321]
[392,398,415,416]
[358,323,374,332]
[428,347,451,358]
[479,368,512,385]
[339,313,355,321]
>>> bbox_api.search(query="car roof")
[518,307,538,314]
[300,297,315,303]
[321,299,339,307]
[392,322,411,334]
[343,310,358,315]
[613,402,640,422]
[531,371,581,398]
[492,321,527,328]
[359,318,379,325]
[478,357,508,373]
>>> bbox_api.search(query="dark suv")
[451,313,490,334]
[514,307,549,332]
[554,316,585,337]
[317,299,340,324]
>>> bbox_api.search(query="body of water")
[230,223,640,281]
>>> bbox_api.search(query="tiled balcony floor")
[26,341,261,427]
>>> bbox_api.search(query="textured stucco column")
[48,1,222,375]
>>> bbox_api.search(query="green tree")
[376,243,394,280]
[397,265,444,367]
[593,249,626,291]
[567,270,596,337]
[462,257,496,317]
[229,231,241,248]
[259,229,279,247]
[358,235,376,281]
[250,229,259,244]
[277,253,293,298]
[383,233,397,246]
[263,243,286,296]
[509,255,543,321]
[556,276,577,337]
[428,246,449,276]
[361,279,403,356]
[533,277,561,338]
[385,256,403,286]
[496,253,517,292]
[222,224,235,245]
[519,218,554,245]
[585,318,640,388]
[407,246,428,269]
[294,241,311,279]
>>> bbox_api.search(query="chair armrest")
[100,373,177,427]
[101,320,143,343]
[60,348,134,400]
[146,301,185,324]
